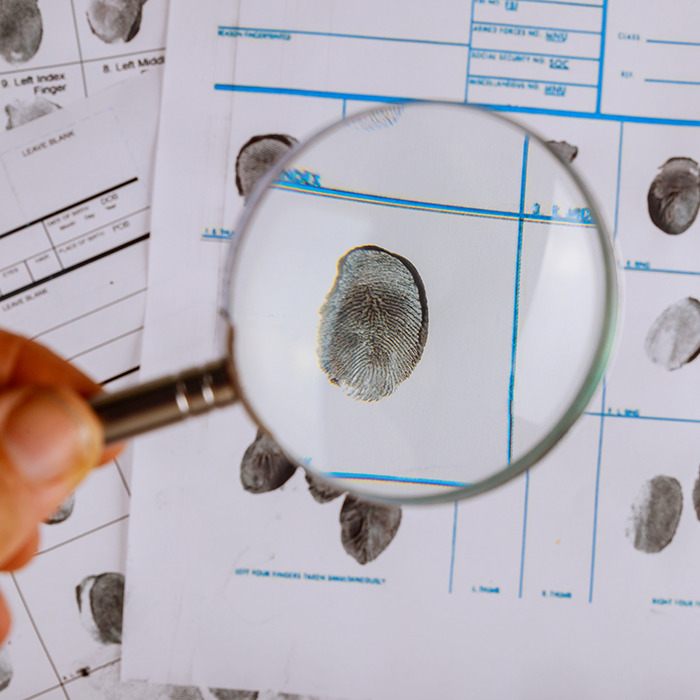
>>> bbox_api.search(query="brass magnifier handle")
[89,359,237,445]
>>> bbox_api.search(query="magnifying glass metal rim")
[222,99,620,506]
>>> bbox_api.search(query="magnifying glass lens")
[227,102,617,503]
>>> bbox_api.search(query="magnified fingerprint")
[0,648,11,692]
[44,491,75,524]
[546,140,578,163]
[76,572,124,644]
[647,157,700,235]
[240,429,297,494]
[5,96,60,129]
[346,105,404,131]
[235,134,298,203]
[86,0,147,44]
[644,297,700,370]
[318,246,428,402]
[210,691,259,700]
[0,0,41,64]
[339,495,401,564]
[305,472,344,503]
[625,476,682,553]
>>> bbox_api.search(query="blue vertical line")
[464,0,477,102]
[448,502,459,593]
[589,378,607,602]
[612,121,624,242]
[513,135,529,598]
[342,99,347,118]
[594,0,608,113]
[518,471,530,598]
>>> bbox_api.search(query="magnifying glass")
[90,101,618,505]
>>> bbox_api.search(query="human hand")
[0,330,121,643]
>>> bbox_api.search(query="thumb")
[0,387,103,566]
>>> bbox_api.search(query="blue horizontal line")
[202,233,234,240]
[647,39,700,47]
[473,21,601,35]
[624,265,700,276]
[214,83,409,103]
[324,472,469,488]
[585,412,700,425]
[471,47,599,61]
[470,74,597,88]
[272,181,595,225]
[213,84,700,127]
[516,0,603,6]
[645,78,700,87]
[218,25,470,48]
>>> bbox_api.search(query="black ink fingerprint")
[693,465,700,522]
[240,430,297,494]
[647,157,700,235]
[546,140,578,163]
[0,648,12,692]
[86,0,147,44]
[235,134,298,202]
[318,246,428,402]
[43,491,75,524]
[5,96,60,129]
[210,691,259,700]
[346,105,405,131]
[644,297,700,370]
[76,572,124,645]
[305,472,344,503]
[169,688,205,700]
[0,0,41,64]
[625,476,682,553]
[339,495,402,564]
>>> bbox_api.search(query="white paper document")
[0,72,164,699]
[124,1,700,697]
[0,0,167,129]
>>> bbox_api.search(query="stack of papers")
[4,0,700,698]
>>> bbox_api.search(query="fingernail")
[4,389,96,484]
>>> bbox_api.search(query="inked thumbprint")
[0,647,11,692]
[240,430,297,494]
[318,246,428,402]
[305,472,344,503]
[625,476,682,553]
[0,0,42,64]
[76,572,124,644]
[5,96,60,129]
[644,297,700,370]
[647,157,700,235]
[235,134,298,203]
[339,495,402,564]
[44,492,75,524]
[546,140,578,163]
[86,0,147,44]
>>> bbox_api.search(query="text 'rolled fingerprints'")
[86,0,147,44]
[318,246,428,402]
[0,0,42,64]
[235,134,298,202]
[647,157,700,235]
[644,297,700,370]
[76,572,124,644]
[626,476,682,553]
[240,429,297,494]
[340,495,402,565]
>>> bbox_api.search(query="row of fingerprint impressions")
[0,0,151,65]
